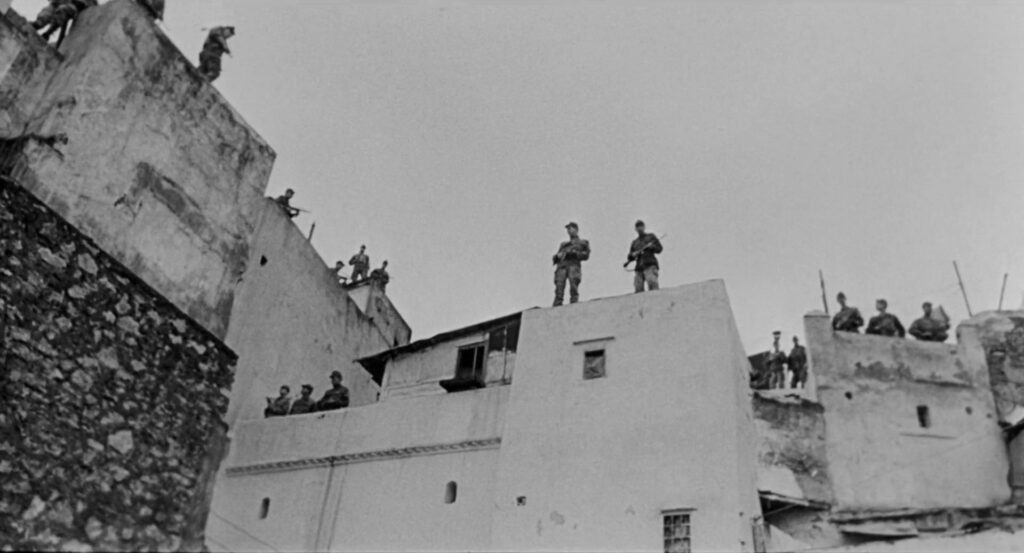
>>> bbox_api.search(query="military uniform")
[274,195,299,218]
[832,306,864,332]
[264,396,291,418]
[370,267,390,290]
[766,349,788,389]
[198,27,234,82]
[553,237,590,306]
[628,233,663,293]
[789,343,808,388]
[289,395,316,415]
[349,252,370,282]
[909,316,949,342]
[316,385,350,411]
[866,313,906,338]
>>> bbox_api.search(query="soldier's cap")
[876,298,888,307]
[772,330,781,337]
[301,384,313,392]
[837,291,846,299]
[565,222,578,230]
[635,219,645,227]
[922,301,932,308]
[330,370,342,379]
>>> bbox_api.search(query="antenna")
[953,261,973,317]
[999,273,1009,311]
[819,269,829,315]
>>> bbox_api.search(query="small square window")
[584,350,606,380]
[663,511,692,553]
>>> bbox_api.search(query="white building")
[208,280,763,552]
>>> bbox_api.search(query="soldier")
[274,189,300,218]
[263,385,291,418]
[332,261,347,285]
[289,385,316,415]
[789,336,808,389]
[316,370,350,412]
[908,302,950,342]
[866,299,906,338]
[765,331,788,389]
[552,222,591,306]
[370,260,390,291]
[32,0,97,48]
[626,220,663,293]
[832,292,864,333]
[349,245,370,282]
[198,26,235,82]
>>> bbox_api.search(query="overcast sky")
[14,0,1024,353]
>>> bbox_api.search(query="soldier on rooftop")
[789,336,808,389]
[627,220,663,293]
[264,385,291,418]
[349,245,370,283]
[766,331,788,389]
[274,189,300,218]
[316,371,350,412]
[866,298,906,338]
[332,261,347,285]
[370,260,390,291]
[289,385,316,415]
[552,222,591,306]
[908,302,950,342]
[832,292,864,333]
[198,26,235,82]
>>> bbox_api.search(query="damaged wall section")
[0,178,236,551]
[804,312,1010,512]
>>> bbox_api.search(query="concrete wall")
[804,312,1010,512]
[0,0,276,339]
[753,393,833,505]
[221,200,411,426]
[346,281,412,349]
[0,178,236,551]
[491,281,762,552]
[208,387,508,552]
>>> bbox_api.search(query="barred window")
[663,511,691,553]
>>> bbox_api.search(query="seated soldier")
[289,384,316,415]
[273,188,300,218]
[865,299,906,338]
[264,385,291,418]
[908,302,950,342]
[316,371,350,412]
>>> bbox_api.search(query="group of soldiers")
[753,331,808,390]
[552,219,663,306]
[31,1,231,84]
[264,370,350,418]
[832,292,951,342]
[274,190,391,290]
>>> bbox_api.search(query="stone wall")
[0,0,275,339]
[0,178,237,551]
[752,393,832,505]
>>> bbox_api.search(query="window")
[917,405,931,428]
[259,498,270,519]
[445,481,457,504]
[583,350,606,380]
[455,343,486,381]
[663,511,692,553]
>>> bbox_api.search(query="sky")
[13,0,1024,353]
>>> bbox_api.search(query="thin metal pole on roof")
[999,273,1009,311]
[819,270,829,315]
[308,222,316,241]
[953,261,973,317]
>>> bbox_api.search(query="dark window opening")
[259,498,270,519]
[259,255,268,266]
[516,496,527,506]
[844,392,853,400]
[441,343,487,392]
[917,405,931,428]
[966,406,973,415]
[663,511,692,553]
[487,321,521,353]
[583,350,606,380]
[445,481,457,504]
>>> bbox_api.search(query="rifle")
[623,234,667,268]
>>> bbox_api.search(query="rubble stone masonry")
[0,178,236,552]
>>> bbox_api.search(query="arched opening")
[444,481,457,504]
[259,497,270,519]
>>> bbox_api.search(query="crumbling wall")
[804,312,1010,512]
[0,178,236,551]
[0,0,275,339]
[752,393,832,505]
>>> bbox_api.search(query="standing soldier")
[866,298,906,338]
[766,331,788,389]
[832,292,864,333]
[626,220,663,293]
[552,222,591,306]
[349,245,370,282]
[789,336,808,389]
[198,26,235,83]
[370,260,390,291]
